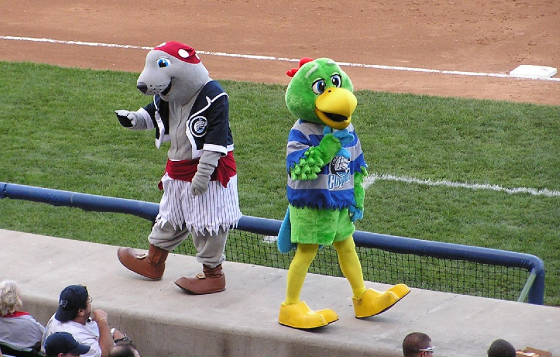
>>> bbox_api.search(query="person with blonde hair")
[0,280,45,353]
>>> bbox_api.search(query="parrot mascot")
[277,57,410,329]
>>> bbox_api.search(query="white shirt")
[41,314,101,357]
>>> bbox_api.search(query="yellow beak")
[314,87,357,130]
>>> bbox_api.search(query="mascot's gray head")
[137,41,211,104]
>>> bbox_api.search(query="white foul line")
[363,173,560,197]
[0,36,152,50]
[2,35,559,82]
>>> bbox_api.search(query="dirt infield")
[1,0,559,105]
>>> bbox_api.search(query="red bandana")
[154,41,201,64]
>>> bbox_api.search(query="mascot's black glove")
[115,109,145,128]
[115,110,133,127]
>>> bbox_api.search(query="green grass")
[1,61,558,304]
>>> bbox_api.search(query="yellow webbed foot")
[316,308,339,324]
[353,284,410,318]
[388,283,410,298]
[279,301,336,329]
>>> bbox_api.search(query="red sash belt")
[158,151,236,190]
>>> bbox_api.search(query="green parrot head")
[285,57,357,130]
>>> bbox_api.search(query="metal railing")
[0,181,545,304]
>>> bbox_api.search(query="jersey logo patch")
[189,116,208,137]
[328,155,350,189]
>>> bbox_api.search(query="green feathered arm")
[290,134,341,181]
[354,166,368,210]
[348,166,368,222]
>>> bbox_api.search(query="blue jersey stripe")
[287,186,356,210]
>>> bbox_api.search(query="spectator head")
[487,339,516,357]
[403,332,434,357]
[0,280,23,317]
[55,285,91,322]
[45,332,90,357]
[109,342,141,357]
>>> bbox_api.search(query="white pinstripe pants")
[148,173,241,267]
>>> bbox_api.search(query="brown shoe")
[117,244,168,280]
[175,264,226,294]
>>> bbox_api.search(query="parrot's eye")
[331,74,342,87]
[312,79,326,95]
[157,58,170,68]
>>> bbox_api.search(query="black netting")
[174,229,528,302]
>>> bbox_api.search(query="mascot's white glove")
[115,109,152,130]
[191,150,221,196]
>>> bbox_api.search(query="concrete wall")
[2,229,558,357]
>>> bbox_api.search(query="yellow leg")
[284,243,318,304]
[334,236,410,318]
[279,244,338,329]
[333,236,367,298]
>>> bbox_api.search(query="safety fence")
[0,182,545,304]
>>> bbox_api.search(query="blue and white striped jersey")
[286,120,367,210]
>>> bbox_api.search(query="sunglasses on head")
[419,346,435,353]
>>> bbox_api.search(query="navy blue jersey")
[143,80,234,156]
